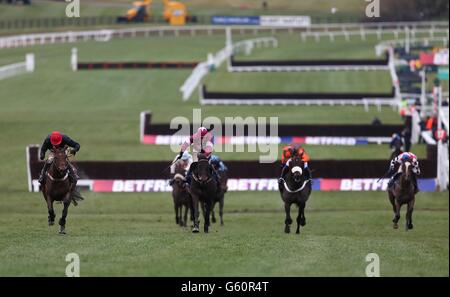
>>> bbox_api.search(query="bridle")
[192,158,213,184]
[281,157,311,193]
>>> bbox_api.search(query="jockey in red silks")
[175,127,220,187]
[387,152,420,193]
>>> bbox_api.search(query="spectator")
[402,127,412,152]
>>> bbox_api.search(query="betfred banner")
[211,16,260,25]
[86,178,436,193]
[260,15,311,27]
[142,134,391,146]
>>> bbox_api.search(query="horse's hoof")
[407,224,413,230]
[284,226,290,234]
[220,222,224,227]
[59,230,66,235]
[204,229,209,233]
[192,227,199,233]
[393,223,399,229]
[300,219,306,227]
[48,221,54,226]
[296,230,300,234]
[211,217,216,223]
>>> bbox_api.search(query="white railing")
[1,21,448,50]
[301,28,449,43]
[375,36,449,56]
[440,106,449,134]
[0,53,34,81]
[180,36,278,101]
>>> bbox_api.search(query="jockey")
[176,127,220,188]
[169,151,193,186]
[279,144,311,184]
[387,152,420,193]
[38,131,80,185]
[389,133,403,151]
[209,154,228,173]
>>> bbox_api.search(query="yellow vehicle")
[117,0,191,25]
[163,0,187,25]
[117,0,152,23]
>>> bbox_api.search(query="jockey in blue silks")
[387,152,420,193]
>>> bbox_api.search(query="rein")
[47,172,69,182]
[281,178,311,193]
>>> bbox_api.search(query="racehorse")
[171,163,193,227]
[41,147,76,235]
[189,154,217,233]
[279,155,312,234]
[210,163,228,226]
[388,161,416,231]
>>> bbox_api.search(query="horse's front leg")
[46,197,55,226]
[284,201,292,234]
[406,198,415,231]
[211,201,217,223]
[296,201,306,234]
[393,201,401,229]
[183,202,188,227]
[204,200,211,233]
[219,196,224,226]
[191,195,200,233]
[59,200,70,235]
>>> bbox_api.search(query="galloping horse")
[388,161,416,230]
[41,147,76,235]
[279,155,312,234]
[171,163,193,227]
[189,154,217,233]
[210,163,228,226]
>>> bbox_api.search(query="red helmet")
[197,127,208,137]
[50,131,63,146]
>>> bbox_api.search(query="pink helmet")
[197,127,208,137]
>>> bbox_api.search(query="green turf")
[204,70,392,93]
[0,191,447,276]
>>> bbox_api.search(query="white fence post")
[71,48,78,72]
[25,53,34,72]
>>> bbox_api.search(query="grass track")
[0,191,447,276]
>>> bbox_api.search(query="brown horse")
[279,155,312,234]
[41,147,76,235]
[210,164,227,226]
[189,154,217,233]
[388,161,416,231]
[171,164,193,227]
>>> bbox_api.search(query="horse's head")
[400,161,413,182]
[53,147,69,173]
[173,173,187,189]
[289,155,304,183]
[196,154,212,184]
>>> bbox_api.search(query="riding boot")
[38,161,51,184]
[67,164,78,185]
[304,167,312,180]
[278,165,289,184]
[413,174,420,194]
[185,168,193,186]
[212,168,221,192]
